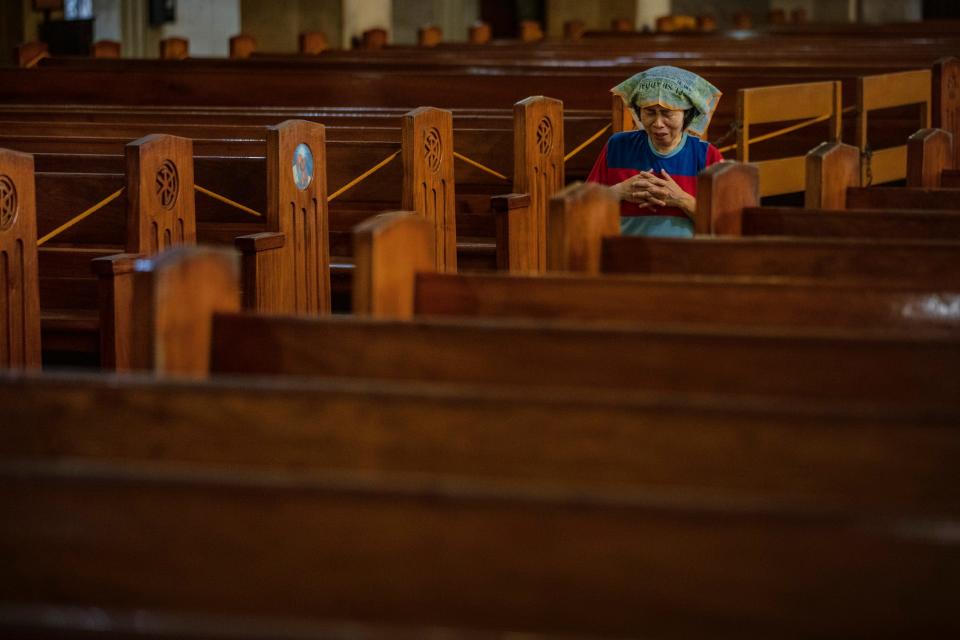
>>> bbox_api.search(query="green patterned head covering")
[612,66,722,138]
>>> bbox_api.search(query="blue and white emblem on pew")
[292,143,314,191]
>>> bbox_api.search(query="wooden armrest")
[235,231,285,253]
[90,253,144,276]
[491,193,531,212]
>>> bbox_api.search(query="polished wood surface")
[602,235,960,285]
[513,96,563,273]
[206,312,960,405]
[159,37,189,60]
[907,127,954,187]
[132,246,240,376]
[0,148,41,369]
[546,182,619,274]
[352,211,435,319]
[414,271,960,331]
[402,107,457,272]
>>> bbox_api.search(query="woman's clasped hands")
[614,169,695,217]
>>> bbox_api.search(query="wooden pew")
[694,159,960,239]
[349,210,960,333]
[2,412,957,637]
[807,135,960,213]
[0,148,41,369]
[122,247,960,407]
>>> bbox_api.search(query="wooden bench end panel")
[468,21,491,44]
[805,142,860,209]
[235,231,287,313]
[159,37,189,60]
[547,182,619,274]
[402,107,456,273]
[697,161,759,235]
[514,96,564,272]
[352,211,435,319]
[93,252,142,371]
[229,34,256,59]
[299,31,328,54]
[907,128,954,188]
[933,57,960,168]
[136,245,240,376]
[418,26,442,47]
[491,193,536,273]
[125,134,196,255]
[268,119,330,314]
[0,148,40,369]
[90,39,121,58]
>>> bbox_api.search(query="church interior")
[0,0,958,637]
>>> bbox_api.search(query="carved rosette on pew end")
[402,107,456,273]
[514,96,564,273]
[0,148,41,369]
[235,120,330,315]
[94,134,197,372]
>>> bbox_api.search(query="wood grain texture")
[741,206,960,239]
[208,312,960,406]
[413,271,960,331]
[696,161,759,235]
[402,107,456,272]
[136,246,240,376]
[267,119,330,314]
[907,127,954,188]
[352,211,435,318]
[1,455,958,638]
[933,57,960,168]
[513,96,563,272]
[0,148,41,369]
[805,141,860,209]
[124,134,196,255]
[491,193,534,273]
[736,80,840,196]
[546,182,619,274]
[601,235,960,287]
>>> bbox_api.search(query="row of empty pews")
[1,18,959,638]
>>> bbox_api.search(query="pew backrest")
[858,69,931,185]
[736,80,841,197]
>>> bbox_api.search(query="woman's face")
[639,105,685,152]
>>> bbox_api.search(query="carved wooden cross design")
[0,175,16,230]
[536,117,553,156]
[424,127,443,173]
[155,160,179,209]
